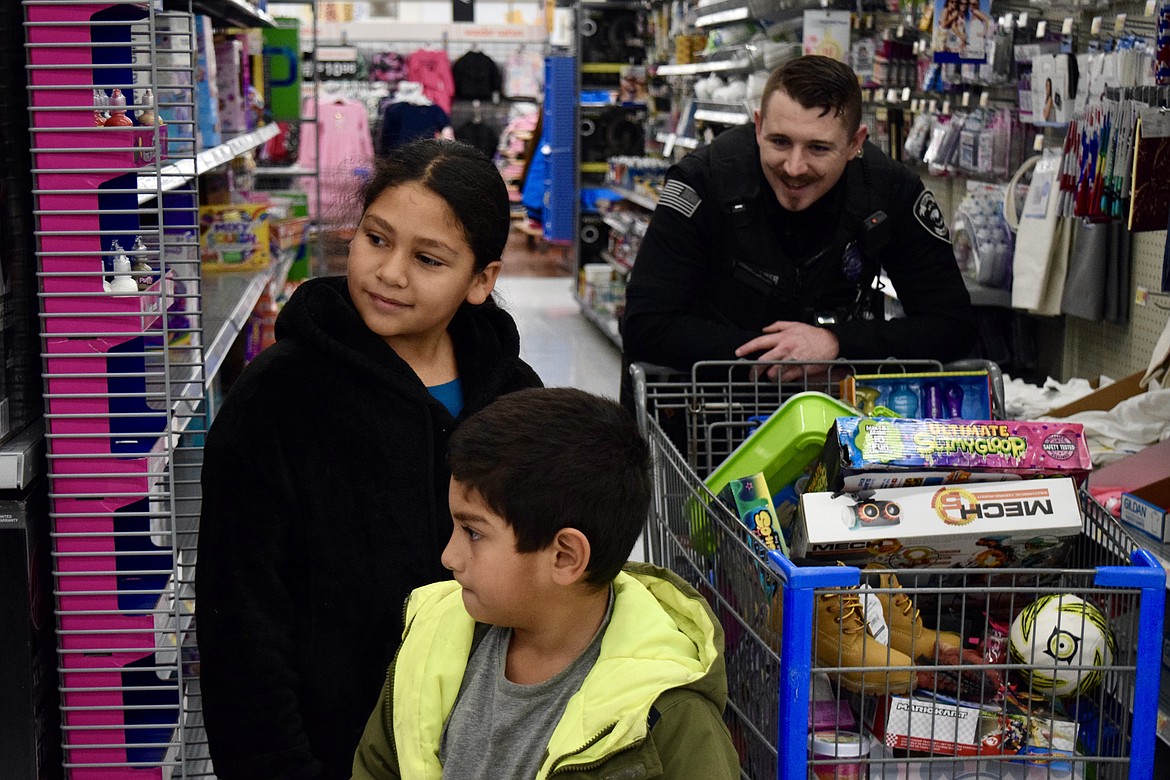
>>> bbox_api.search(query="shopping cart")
[631,360,1165,780]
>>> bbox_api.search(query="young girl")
[196,139,542,780]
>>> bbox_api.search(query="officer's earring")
[855,147,864,159]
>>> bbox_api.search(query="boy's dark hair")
[448,388,651,587]
[761,55,862,137]
[358,139,509,271]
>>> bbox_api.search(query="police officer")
[621,56,975,381]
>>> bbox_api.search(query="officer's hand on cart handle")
[735,321,840,382]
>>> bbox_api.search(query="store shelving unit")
[166,0,275,28]
[23,2,279,776]
[606,182,657,212]
[569,0,650,347]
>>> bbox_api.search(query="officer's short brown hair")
[760,55,862,137]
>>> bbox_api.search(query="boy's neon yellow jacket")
[351,561,741,779]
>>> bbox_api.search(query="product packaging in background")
[199,204,271,272]
[803,9,851,61]
[794,478,1083,567]
[195,15,221,149]
[810,417,1092,493]
[213,35,249,134]
[261,20,301,121]
[841,371,993,419]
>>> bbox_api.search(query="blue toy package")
[843,371,994,420]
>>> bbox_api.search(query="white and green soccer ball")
[1008,594,1116,698]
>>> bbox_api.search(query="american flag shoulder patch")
[657,179,702,218]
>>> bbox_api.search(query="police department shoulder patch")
[913,189,951,243]
[657,179,702,218]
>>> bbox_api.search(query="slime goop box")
[810,417,1091,493]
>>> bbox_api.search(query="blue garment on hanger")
[521,124,550,220]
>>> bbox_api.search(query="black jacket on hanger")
[452,49,502,100]
[197,276,541,780]
[455,120,500,159]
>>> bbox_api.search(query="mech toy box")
[809,417,1091,493]
[794,478,1082,568]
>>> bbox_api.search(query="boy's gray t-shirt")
[439,588,615,780]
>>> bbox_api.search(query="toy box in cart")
[865,693,1078,763]
[809,417,1092,493]
[794,477,1083,567]
[841,371,994,419]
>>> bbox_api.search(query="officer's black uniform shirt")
[621,124,975,372]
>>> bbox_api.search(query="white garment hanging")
[393,81,432,106]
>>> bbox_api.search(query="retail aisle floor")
[494,276,622,400]
[494,227,622,400]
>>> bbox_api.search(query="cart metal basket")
[631,360,1165,780]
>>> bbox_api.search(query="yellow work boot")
[866,565,963,663]
[815,585,915,695]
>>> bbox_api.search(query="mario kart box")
[809,417,1091,494]
[793,478,1083,568]
[865,694,1078,765]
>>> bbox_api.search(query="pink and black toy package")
[810,417,1092,493]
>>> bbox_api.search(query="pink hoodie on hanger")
[298,95,375,222]
[406,49,455,114]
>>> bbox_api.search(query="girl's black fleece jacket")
[196,276,542,780]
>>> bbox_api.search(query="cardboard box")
[1090,439,1170,543]
[867,694,1077,763]
[1045,371,1146,418]
[199,204,271,272]
[810,418,1092,493]
[270,216,311,252]
[1120,478,1170,543]
[794,478,1083,568]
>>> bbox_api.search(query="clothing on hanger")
[455,118,500,160]
[406,48,455,114]
[370,50,407,83]
[504,48,544,99]
[298,95,375,222]
[392,80,432,106]
[381,99,450,152]
[453,49,502,101]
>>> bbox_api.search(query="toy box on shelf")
[200,203,272,272]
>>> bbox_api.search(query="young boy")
[351,388,740,780]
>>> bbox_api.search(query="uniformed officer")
[621,56,975,381]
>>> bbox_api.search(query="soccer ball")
[1008,594,1116,698]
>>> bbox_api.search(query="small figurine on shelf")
[133,89,168,164]
[136,88,156,126]
[104,240,137,294]
[92,89,109,126]
[130,236,156,290]
[103,88,132,127]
